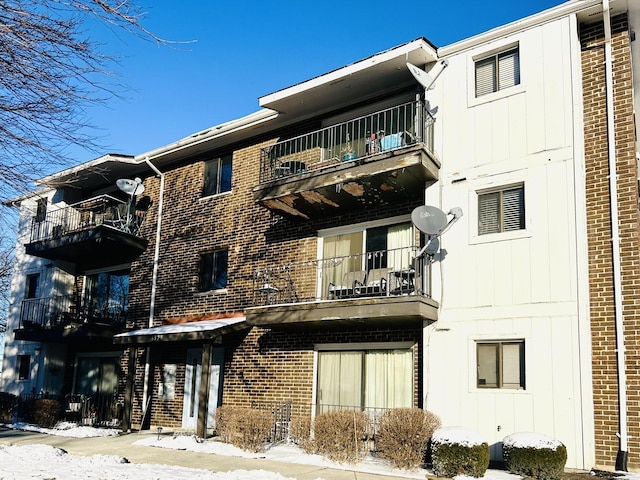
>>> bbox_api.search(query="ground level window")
[477,340,525,389]
[316,348,413,414]
[17,355,31,380]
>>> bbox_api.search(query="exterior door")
[182,349,201,430]
[182,347,224,430]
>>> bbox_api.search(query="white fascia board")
[34,153,137,187]
[258,38,437,108]
[134,108,279,163]
[439,0,605,57]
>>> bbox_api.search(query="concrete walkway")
[0,427,408,480]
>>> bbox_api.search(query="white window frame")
[467,41,525,108]
[468,171,531,245]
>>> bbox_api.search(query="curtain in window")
[322,232,363,290]
[317,351,362,413]
[501,343,522,387]
[387,223,412,270]
[364,349,413,410]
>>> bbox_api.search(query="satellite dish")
[116,178,145,197]
[407,59,448,91]
[412,205,448,236]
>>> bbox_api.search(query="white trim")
[317,214,411,238]
[199,190,232,202]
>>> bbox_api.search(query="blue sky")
[68,0,566,165]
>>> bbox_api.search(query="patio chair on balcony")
[355,268,392,297]
[328,271,367,299]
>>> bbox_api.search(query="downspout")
[602,0,628,471]
[141,156,165,416]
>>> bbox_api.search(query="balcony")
[25,195,149,270]
[14,295,126,342]
[245,246,438,329]
[253,101,440,220]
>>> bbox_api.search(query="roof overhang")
[113,317,249,345]
[259,38,439,119]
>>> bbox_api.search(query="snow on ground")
[1,422,640,480]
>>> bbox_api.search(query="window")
[203,154,232,196]
[85,269,129,318]
[198,249,228,292]
[25,273,40,299]
[477,340,525,389]
[321,222,414,293]
[478,185,525,235]
[17,355,31,380]
[475,47,520,97]
[316,347,413,413]
[35,198,47,222]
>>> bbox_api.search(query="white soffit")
[259,38,438,117]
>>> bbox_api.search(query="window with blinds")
[478,185,525,235]
[475,47,520,97]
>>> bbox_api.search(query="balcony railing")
[252,246,429,307]
[30,194,148,243]
[20,295,127,329]
[259,101,434,183]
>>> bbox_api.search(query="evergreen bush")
[503,432,567,480]
[431,426,490,478]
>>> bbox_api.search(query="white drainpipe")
[141,156,165,416]
[602,0,628,470]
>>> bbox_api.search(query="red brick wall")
[581,14,640,469]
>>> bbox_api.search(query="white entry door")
[182,349,201,430]
[182,347,223,431]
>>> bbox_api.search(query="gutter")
[602,0,628,471]
[140,156,165,415]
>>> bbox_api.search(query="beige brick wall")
[123,117,425,429]
[581,14,640,469]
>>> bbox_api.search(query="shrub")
[503,432,567,480]
[32,398,62,428]
[0,392,17,424]
[375,408,441,469]
[213,406,273,452]
[289,415,315,454]
[313,410,370,463]
[431,426,490,478]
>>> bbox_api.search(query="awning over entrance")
[113,317,249,345]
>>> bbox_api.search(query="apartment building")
[2,0,640,472]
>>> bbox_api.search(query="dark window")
[478,185,525,235]
[475,47,520,97]
[25,274,39,299]
[85,270,129,318]
[198,250,228,292]
[17,355,31,380]
[203,154,232,197]
[477,340,525,389]
[35,198,47,222]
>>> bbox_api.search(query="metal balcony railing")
[29,194,149,243]
[259,101,434,183]
[252,246,430,307]
[20,295,127,329]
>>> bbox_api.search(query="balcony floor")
[25,225,148,270]
[245,295,439,330]
[253,145,439,219]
